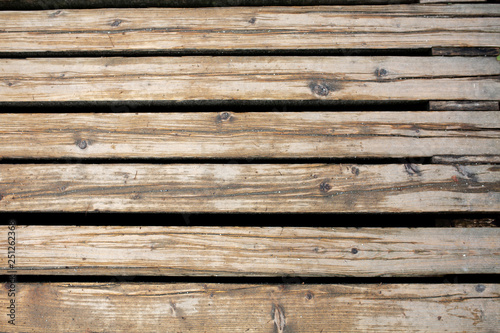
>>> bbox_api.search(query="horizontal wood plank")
[1,283,498,332]
[1,226,498,276]
[1,56,499,102]
[1,5,498,53]
[0,111,498,159]
[0,0,417,10]
[432,155,500,164]
[429,101,499,111]
[0,164,498,212]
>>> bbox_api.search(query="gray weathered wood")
[1,5,498,53]
[1,226,498,276]
[429,101,499,111]
[1,111,498,159]
[1,57,499,102]
[0,283,498,332]
[0,164,498,212]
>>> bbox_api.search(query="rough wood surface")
[0,5,498,53]
[432,47,500,57]
[432,155,500,164]
[1,111,498,159]
[0,0,416,10]
[1,57,499,102]
[429,101,499,111]
[0,283,498,332]
[0,164,498,212]
[1,226,498,276]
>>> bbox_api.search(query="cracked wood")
[0,111,498,159]
[0,283,498,332]
[0,226,498,276]
[0,164,498,212]
[0,56,499,102]
[0,5,498,53]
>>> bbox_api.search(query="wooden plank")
[0,283,498,332]
[432,155,500,164]
[1,57,499,102]
[429,101,499,111]
[0,164,498,213]
[432,47,500,57]
[1,111,499,159]
[1,226,498,276]
[435,217,497,227]
[0,5,498,53]
[0,0,445,10]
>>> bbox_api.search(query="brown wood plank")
[432,47,500,57]
[432,155,500,164]
[0,163,498,213]
[429,101,499,111]
[1,283,498,332]
[1,226,498,276]
[0,0,416,10]
[1,111,498,159]
[1,57,499,102]
[1,5,498,53]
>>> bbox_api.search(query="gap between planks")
[0,56,499,102]
[0,111,498,159]
[0,163,498,212]
[0,4,498,53]
[0,283,498,332]
[0,226,498,276]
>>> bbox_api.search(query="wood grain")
[1,226,498,276]
[0,283,498,332]
[1,111,498,159]
[1,56,499,102]
[0,5,498,53]
[0,0,417,10]
[429,101,499,111]
[432,155,500,164]
[0,163,498,212]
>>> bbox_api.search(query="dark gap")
[5,275,499,285]
[0,48,432,59]
[0,157,434,164]
[0,0,419,10]
[1,212,498,227]
[0,100,429,112]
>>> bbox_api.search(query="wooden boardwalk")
[0,0,498,331]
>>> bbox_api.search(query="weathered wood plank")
[432,47,500,57]
[1,57,499,102]
[0,164,498,212]
[429,101,499,111]
[1,111,498,159]
[1,226,498,276]
[0,0,417,10]
[1,283,498,332]
[432,155,500,164]
[0,5,498,53]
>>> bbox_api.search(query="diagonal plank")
[0,164,498,212]
[1,226,498,276]
[0,5,498,53]
[0,283,498,332]
[0,56,499,102]
[0,111,499,159]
